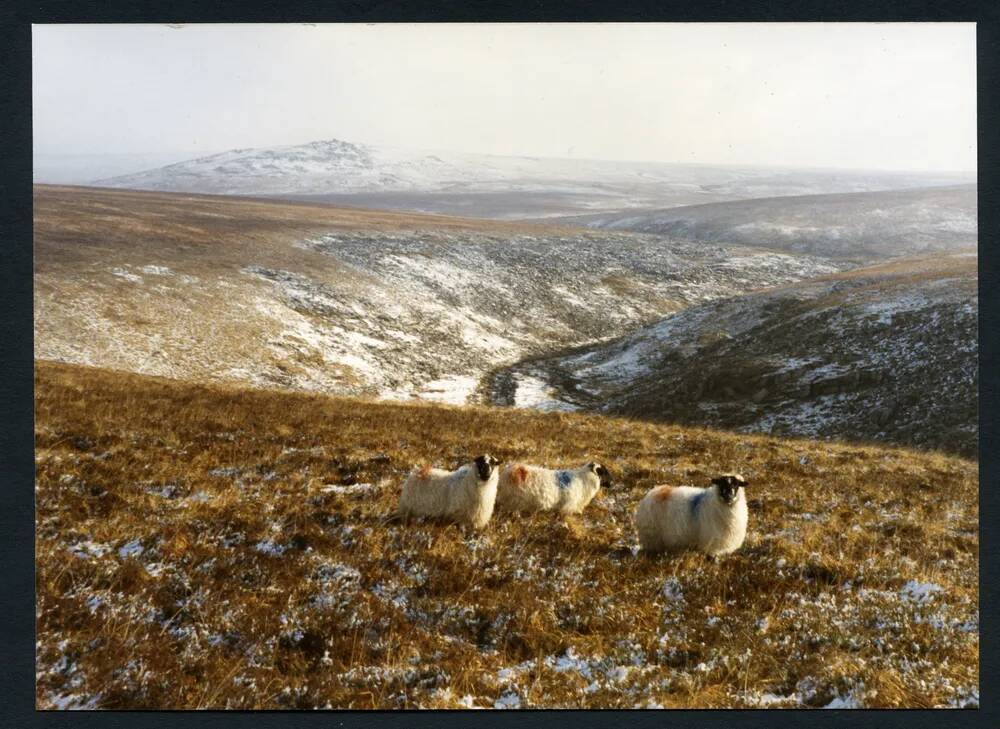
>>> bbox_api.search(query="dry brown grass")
[819,251,977,281]
[33,184,628,398]
[35,361,978,709]
[34,184,578,274]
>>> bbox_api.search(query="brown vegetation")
[514,251,978,457]
[34,184,574,275]
[35,361,978,709]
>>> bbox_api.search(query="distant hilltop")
[84,136,976,218]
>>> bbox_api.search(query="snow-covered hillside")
[34,186,845,407]
[494,252,978,455]
[89,138,975,219]
[557,185,978,261]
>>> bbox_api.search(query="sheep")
[397,454,500,529]
[634,474,748,556]
[495,462,611,514]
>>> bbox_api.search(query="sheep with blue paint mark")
[634,474,748,556]
[495,462,611,514]
[397,454,500,529]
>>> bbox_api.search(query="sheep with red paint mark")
[634,474,748,556]
[397,454,500,529]
[495,462,611,514]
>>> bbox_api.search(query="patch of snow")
[321,482,376,496]
[145,562,168,577]
[117,539,144,559]
[752,692,797,707]
[68,540,111,560]
[111,267,142,283]
[46,692,102,710]
[417,375,479,406]
[140,265,172,276]
[606,665,631,683]
[824,688,865,709]
[494,692,521,709]
[662,577,685,603]
[254,540,287,556]
[944,688,979,708]
[209,467,242,478]
[900,580,944,604]
[511,372,578,412]
[549,647,594,679]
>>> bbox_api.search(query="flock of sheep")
[396,455,749,556]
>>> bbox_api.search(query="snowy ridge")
[92,137,975,219]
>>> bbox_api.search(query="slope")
[557,184,977,261]
[493,252,978,457]
[35,185,844,405]
[35,361,978,709]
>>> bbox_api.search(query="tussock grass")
[35,361,978,709]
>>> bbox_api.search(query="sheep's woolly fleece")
[496,463,604,515]
[634,480,748,556]
[398,457,499,529]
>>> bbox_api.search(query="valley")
[35,185,843,405]
[35,153,979,457]
[493,253,978,456]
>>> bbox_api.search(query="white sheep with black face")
[397,454,500,529]
[495,462,611,514]
[634,474,748,556]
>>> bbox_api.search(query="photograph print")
[33,22,978,709]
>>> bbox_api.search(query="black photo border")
[1,2,996,727]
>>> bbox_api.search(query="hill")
[492,253,978,457]
[34,185,843,405]
[85,137,974,220]
[556,185,977,261]
[34,361,978,709]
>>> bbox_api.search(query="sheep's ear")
[711,476,725,487]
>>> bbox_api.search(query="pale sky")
[32,23,977,172]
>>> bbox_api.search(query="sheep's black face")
[712,474,746,506]
[475,454,499,482]
[589,462,612,489]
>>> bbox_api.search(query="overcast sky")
[33,23,976,172]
